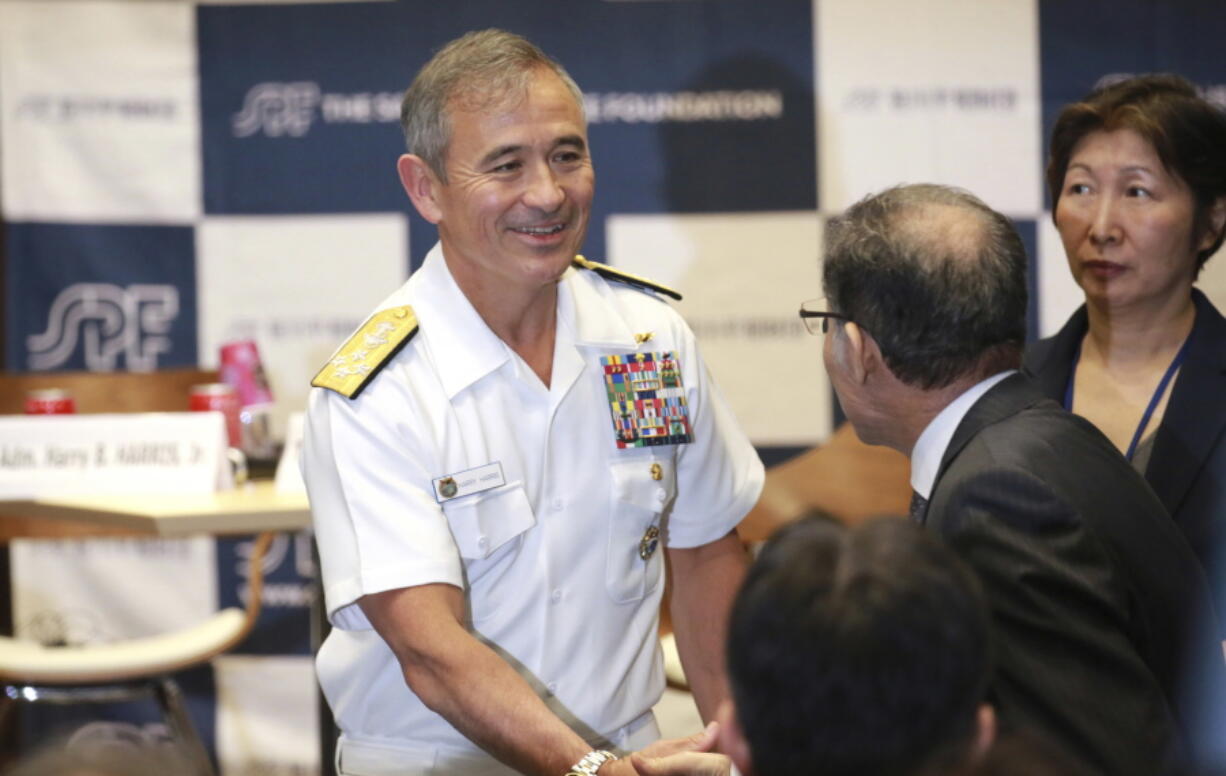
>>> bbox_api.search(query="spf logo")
[232,81,321,138]
[26,283,179,371]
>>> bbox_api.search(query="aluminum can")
[190,382,242,448]
[218,340,274,407]
[25,388,76,415]
[218,340,277,458]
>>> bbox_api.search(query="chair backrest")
[0,531,275,683]
[0,369,219,415]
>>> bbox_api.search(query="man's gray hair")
[400,29,586,183]
[822,183,1028,389]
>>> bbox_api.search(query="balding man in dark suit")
[810,183,1225,776]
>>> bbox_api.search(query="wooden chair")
[0,532,273,776]
[0,367,246,774]
[737,422,912,542]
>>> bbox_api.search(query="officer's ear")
[397,154,444,224]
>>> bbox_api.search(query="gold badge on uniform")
[639,525,661,560]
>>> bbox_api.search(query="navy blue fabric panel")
[1014,218,1040,343]
[198,0,815,262]
[216,533,314,657]
[1039,0,1226,207]
[4,222,197,372]
[16,664,218,768]
[197,2,410,217]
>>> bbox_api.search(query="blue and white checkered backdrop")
[4,1,1226,773]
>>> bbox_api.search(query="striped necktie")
[909,490,928,524]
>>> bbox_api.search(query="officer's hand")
[636,721,718,760]
[623,722,727,775]
[629,751,732,776]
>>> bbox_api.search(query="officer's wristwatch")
[564,749,617,775]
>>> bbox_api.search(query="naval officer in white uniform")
[303,28,763,776]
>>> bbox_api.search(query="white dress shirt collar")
[409,243,510,399]
[910,370,1016,499]
[409,244,640,399]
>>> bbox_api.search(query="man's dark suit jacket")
[924,373,1225,776]
[1024,288,1226,634]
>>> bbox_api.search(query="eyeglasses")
[798,299,851,335]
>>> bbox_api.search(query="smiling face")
[1055,128,1209,314]
[405,67,594,307]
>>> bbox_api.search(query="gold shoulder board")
[310,306,419,399]
[572,255,682,301]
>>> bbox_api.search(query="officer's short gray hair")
[400,28,585,183]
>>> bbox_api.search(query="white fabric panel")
[11,537,216,644]
[1198,246,1226,311]
[607,212,829,446]
[195,213,409,436]
[0,1,199,223]
[1036,215,1085,338]
[817,0,1041,216]
[213,654,320,776]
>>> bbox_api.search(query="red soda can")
[25,388,76,415]
[190,382,242,447]
[218,341,274,407]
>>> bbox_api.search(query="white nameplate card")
[0,412,231,498]
[275,411,306,494]
[432,462,505,503]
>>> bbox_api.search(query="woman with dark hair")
[1024,74,1226,630]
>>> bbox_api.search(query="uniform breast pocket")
[443,482,536,621]
[606,456,676,604]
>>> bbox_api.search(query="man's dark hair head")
[728,516,992,776]
[822,183,1028,389]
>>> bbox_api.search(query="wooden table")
[0,481,310,541]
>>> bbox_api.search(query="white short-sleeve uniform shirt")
[303,244,764,774]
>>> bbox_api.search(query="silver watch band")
[565,749,617,775]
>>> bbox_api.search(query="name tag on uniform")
[600,351,694,449]
[432,462,505,503]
